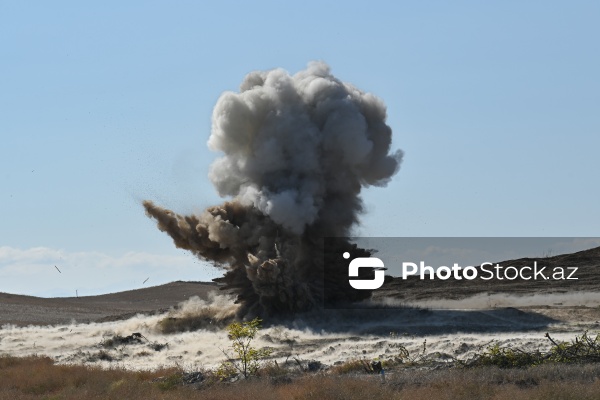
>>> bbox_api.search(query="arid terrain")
[1,247,600,373]
[0,281,218,327]
[1,248,600,399]
[378,245,600,301]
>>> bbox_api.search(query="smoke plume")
[144,62,402,317]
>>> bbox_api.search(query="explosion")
[144,62,402,317]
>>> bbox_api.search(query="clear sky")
[1,1,599,297]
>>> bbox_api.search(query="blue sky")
[1,1,599,297]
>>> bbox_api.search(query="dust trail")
[0,294,595,371]
[144,62,402,317]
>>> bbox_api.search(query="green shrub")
[220,317,273,379]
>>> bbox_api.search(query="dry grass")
[389,363,600,399]
[2,354,600,399]
[0,355,183,400]
[329,359,371,374]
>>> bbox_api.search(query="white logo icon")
[345,252,385,290]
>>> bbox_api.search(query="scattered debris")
[100,332,168,353]
[148,341,169,352]
[307,360,322,372]
[371,360,383,373]
[88,350,114,362]
[182,372,204,385]
[101,332,146,348]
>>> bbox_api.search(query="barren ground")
[0,281,217,327]
[1,247,599,371]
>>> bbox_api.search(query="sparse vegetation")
[464,331,600,368]
[4,331,600,399]
[330,359,370,374]
[155,371,184,391]
[0,354,183,399]
[218,317,273,379]
[3,353,600,399]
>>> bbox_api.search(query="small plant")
[219,317,273,379]
[471,343,543,368]
[389,339,425,365]
[215,361,238,381]
[546,331,600,363]
[257,360,288,378]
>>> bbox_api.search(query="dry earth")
[377,245,600,301]
[0,281,217,327]
[1,247,600,372]
[2,246,599,328]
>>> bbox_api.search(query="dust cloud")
[1,294,594,371]
[144,62,402,317]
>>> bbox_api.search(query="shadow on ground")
[273,306,557,335]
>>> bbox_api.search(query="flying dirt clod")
[144,62,403,317]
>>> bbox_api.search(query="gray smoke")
[144,61,402,317]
